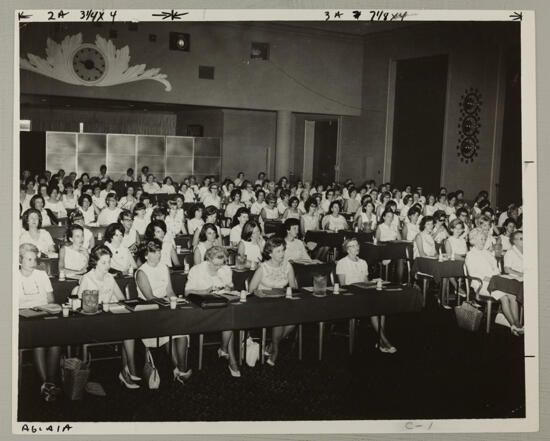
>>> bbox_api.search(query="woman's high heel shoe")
[217,348,229,359]
[228,365,241,377]
[125,365,141,382]
[119,371,140,389]
[173,367,193,384]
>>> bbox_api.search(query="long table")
[19,286,422,349]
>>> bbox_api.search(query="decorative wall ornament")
[20,33,172,91]
[456,88,482,163]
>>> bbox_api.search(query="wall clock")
[456,88,482,163]
[71,44,107,83]
[20,33,172,91]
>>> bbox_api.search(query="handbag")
[186,294,229,309]
[245,337,260,367]
[143,349,160,390]
[454,301,483,332]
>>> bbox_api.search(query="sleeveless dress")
[378,223,398,241]
[242,240,262,263]
[258,260,292,291]
[137,262,187,346]
[63,246,88,272]
[413,231,437,258]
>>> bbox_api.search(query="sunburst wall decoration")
[456,87,482,163]
[20,33,172,91]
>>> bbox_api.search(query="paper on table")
[109,304,131,314]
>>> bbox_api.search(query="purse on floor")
[143,349,160,390]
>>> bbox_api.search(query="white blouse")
[378,223,398,241]
[336,255,369,285]
[186,261,233,292]
[18,269,52,309]
[137,262,170,299]
[97,207,122,226]
[19,229,54,255]
[504,246,523,274]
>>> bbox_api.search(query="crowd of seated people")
[18,165,524,401]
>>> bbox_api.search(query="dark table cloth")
[412,257,465,283]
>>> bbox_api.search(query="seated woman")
[91,185,106,215]
[142,174,161,194]
[58,224,89,279]
[297,188,310,215]
[192,205,222,248]
[224,189,244,220]
[357,200,377,233]
[240,181,254,207]
[132,202,148,237]
[229,207,250,248]
[282,196,301,221]
[431,210,450,247]
[97,193,122,226]
[300,197,320,235]
[375,192,392,219]
[500,218,517,252]
[336,238,396,353]
[185,246,241,377]
[30,194,56,227]
[423,194,437,217]
[187,204,204,237]
[160,176,176,194]
[136,239,191,383]
[283,218,311,262]
[321,201,348,232]
[77,245,140,388]
[18,243,62,402]
[68,210,95,251]
[19,209,56,256]
[78,194,96,226]
[104,223,137,275]
[145,220,181,268]
[413,216,437,258]
[504,230,523,278]
[165,200,187,237]
[344,188,361,215]
[193,223,219,265]
[61,183,77,211]
[248,237,298,365]
[402,206,421,241]
[261,194,280,224]
[445,219,468,258]
[376,209,402,242]
[118,210,140,254]
[179,182,196,203]
[45,186,67,219]
[237,220,265,268]
[250,189,266,216]
[465,229,523,335]
[118,185,137,211]
[202,183,221,208]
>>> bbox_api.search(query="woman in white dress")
[30,195,55,227]
[68,210,95,251]
[202,183,221,209]
[62,184,77,211]
[237,220,264,268]
[143,174,161,194]
[413,216,437,258]
[97,194,122,227]
[423,194,437,217]
[250,190,266,216]
[118,185,137,211]
[165,200,187,237]
[376,210,405,282]
[282,196,301,221]
[445,219,468,258]
[78,194,97,226]
[179,182,196,203]
[224,189,244,220]
[104,223,137,275]
[465,229,523,336]
[187,204,204,237]
[145,220,181,268]
[136,239,191,384]
[500,218,517,252]
[402,206,421,242]
[357,201,377,233]
[504,230,523,278]
[260,194,280,223]
[321,201,348,232]
[77,245,140,388]
[118,210,140,254]
[229,207,250,248]
[192,205,222,248]
[193,223,219,265]
[92,185,106,215]
[185,246,241,377]
[249,237,297,366]
[160,176,176,194]
[19,209,56,256]
[18,243,62,402]
[131,202,148,237]
[300,197,320,235]
[58,224,89,279]
[336,239,396,353]
[45,187,67,219]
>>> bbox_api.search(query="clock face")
[72,46,107,83]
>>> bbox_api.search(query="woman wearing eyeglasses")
[503,230,523,278]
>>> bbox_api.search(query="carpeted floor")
[18,294,526,422]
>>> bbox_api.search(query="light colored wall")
[221,109,277,181]
[20,22,363,116]
[175,109,223,137]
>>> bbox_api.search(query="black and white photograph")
[13,7,538,434]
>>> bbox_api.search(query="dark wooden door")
[391,55,448,193]
[313,120,338,185]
